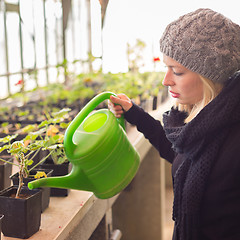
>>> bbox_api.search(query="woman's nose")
[162,71,174,86]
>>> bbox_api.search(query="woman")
[108,8,240,240]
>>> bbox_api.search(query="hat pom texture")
[160,8,240,83]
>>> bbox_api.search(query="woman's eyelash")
[164,66,183,76]
[174,72,183,76]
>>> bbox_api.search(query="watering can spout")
[28,166,94,192]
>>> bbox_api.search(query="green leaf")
[18,110,29,116]
[21,124,37,133]
[60,122,70,128]
[0,134,18,143]
[28,140,46,150]
[24,134,38,141]
[1,122,9,128]
[43,143,61,150]
[0,144,11,153]
[56,157,67,165]
[52,108,71,118]
[38,120,51,128]
[28,128,45,137]
[26,159,34,166]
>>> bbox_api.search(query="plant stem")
[0,158,18,166]
[25,148,40,160]
[16,156,24,198]
[28,149,54,172]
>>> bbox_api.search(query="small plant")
[0,108,71,198]
[0,122,11,134]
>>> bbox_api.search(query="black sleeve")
[124,103,175,163]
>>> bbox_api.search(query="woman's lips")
[169,90,180,98]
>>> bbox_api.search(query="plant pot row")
[0,157,71,198]
[0,87,166,126]
[0,98,80,125]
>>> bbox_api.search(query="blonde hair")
[176,76,223,123]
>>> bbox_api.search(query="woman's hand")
[108,94,133,118]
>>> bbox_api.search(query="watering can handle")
[64,92,125,158]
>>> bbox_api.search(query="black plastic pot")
[0,186,42,239]
[0,214,3,240]
[0,155,13,191]
[152,96,158,110]
[40,158,71,197]
[10,168,53,212]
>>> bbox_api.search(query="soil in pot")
[0,155,13,191]
[0,186,42,239]
[10,168,53,212]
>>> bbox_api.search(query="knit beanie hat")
[160,8,240,84]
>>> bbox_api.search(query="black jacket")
[124,72,240,240]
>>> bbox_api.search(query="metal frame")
[0,0,104,99]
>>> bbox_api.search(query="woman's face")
[162,55,204,105]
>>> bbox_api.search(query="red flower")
[15,79,24,86]
[153,57,160,62]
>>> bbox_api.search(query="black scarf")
[163,71,240,240]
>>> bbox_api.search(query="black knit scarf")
[162,71,240,240]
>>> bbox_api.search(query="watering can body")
[28,92,140,199]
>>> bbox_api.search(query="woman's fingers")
[108,94,133,118]
[110,94,132,111]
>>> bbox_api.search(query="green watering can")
[28,92,140,199]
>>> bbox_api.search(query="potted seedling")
[10,168,53,212]
[0,137,46,239]
[5,108,71,197]
[0,108,70,238]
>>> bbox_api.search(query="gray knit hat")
[160,8,240,84]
